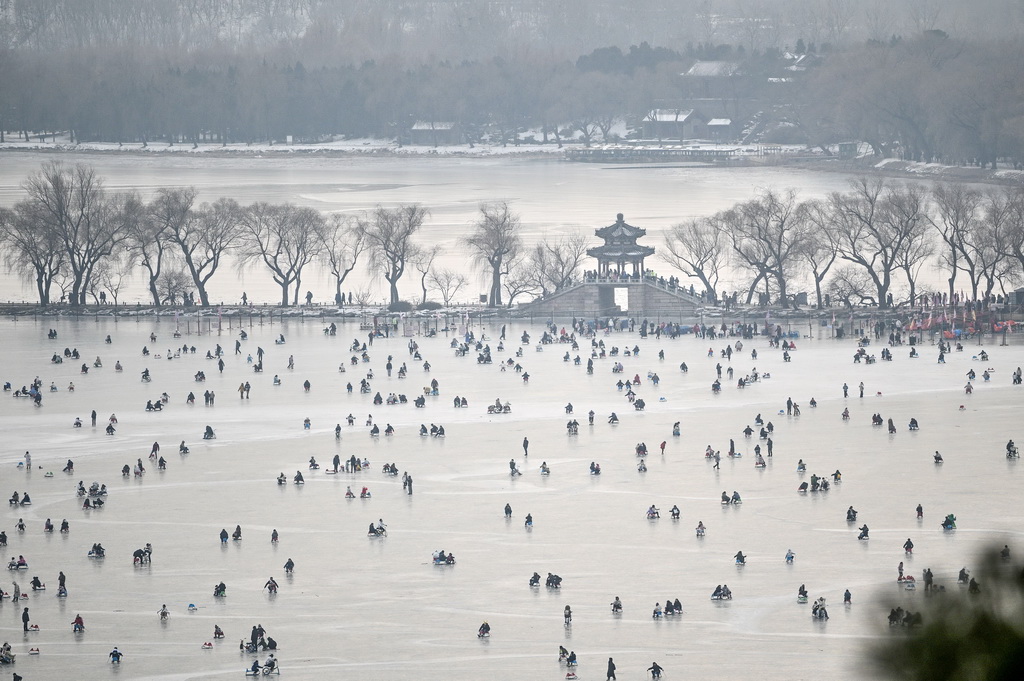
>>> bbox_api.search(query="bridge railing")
[566,276,704,304]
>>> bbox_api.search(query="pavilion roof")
[586,244,655,259]
[595,213,647,240]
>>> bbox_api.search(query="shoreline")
[0,140,563,162]
[0,301,924,319]
[5,303,1022,338]
[3,141,1022,186]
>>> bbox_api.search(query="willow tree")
[661,217,726,303]
[411,244,441,305]
[829,179,929,309]
[529,230,590,295]
[131,187,196,307]
[165,197,243,307]
[462,202,522,307]
[21,162,139,305]
[716,189,807,308]
[0,203,65,305]
[931,183,982,304]
[430,268,468,306]
[238,202,326,306]
[320,213,365,305]
[362,204,429,305]
[798,200,839,309]
[996,187,1024,278]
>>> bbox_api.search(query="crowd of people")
[1,316,1020,678]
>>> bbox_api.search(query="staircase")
[519,278,704,321]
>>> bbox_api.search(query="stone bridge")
[519,277,705,322]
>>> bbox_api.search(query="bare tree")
[931,183,982,304]
[661,217,726,303]
[462,202,522,307]
[862,0,891,41]
[975,224,1012,302]
[237,202,326,306]
[716,189,807,308]
[565,72,609,147]
[430,268,468,306]
[362,204,429,304]
[132,187,196,307]
[823,0,856,44]
[165,197,243,307]
[829,179,924,308]
[320,213,365,305]
[826,265,878,308]
[156,267,193,306]
[974,190,1015,301]
[502,255,541,306]
[525,244,556,297]
[696,0,719,44]
[735,0,771,52]
[90,251,133,306]
[907,0,944,34]
[799,200,840,309]
[0,203,65,305]
[584,72,628,142]
[21,162,139,305]
[887,183,932,306]
[351,287,374,306]
[533,230,590,293]
[995,187,1024,280]
[411,244,441,305]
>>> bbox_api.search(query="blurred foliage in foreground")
[871,545,1024,681]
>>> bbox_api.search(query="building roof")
[411,121,456,131]
[595,213,647,241]
[644,109,695,124]
[589,214,655,262]
[707,118,732,127]
[684,61,741,77]
[586,244,656,259]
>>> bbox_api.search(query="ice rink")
[1,316,1021,680]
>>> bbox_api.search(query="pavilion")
[586,213,656,278]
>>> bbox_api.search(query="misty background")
[4,0,1021,55]
[2,0,1024,166]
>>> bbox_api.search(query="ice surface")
[1,318,1021,680]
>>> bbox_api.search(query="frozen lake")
[1,317,1021,681]
[0,154,862,304]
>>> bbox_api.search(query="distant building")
[684,60,742,78]
[642,109,707,142]
[781,52,821,73]
[706,118,734,142]
[677,60,752,129]
[408,121,461,146]
[682,61,743,99]
[838,142,858,159]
